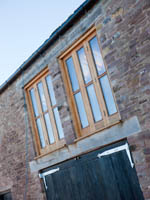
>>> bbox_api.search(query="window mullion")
[72,51,95,131]
[85,42,108,125]
[34,84,49,146]
[42,78,59,144]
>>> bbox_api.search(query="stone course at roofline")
[0,0,150,199]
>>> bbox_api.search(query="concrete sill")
[74,120,121,143]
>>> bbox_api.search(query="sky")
[0,0,85,86]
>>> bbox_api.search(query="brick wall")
[0,0,150,199]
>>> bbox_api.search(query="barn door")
[0,192,12,200]
[40,141,144,200]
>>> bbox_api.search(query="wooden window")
[25,68,65,156]
[59,28,120,138]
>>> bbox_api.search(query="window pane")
[30,88,39,117]
[89,36,106,76]
[44,113,55,144]
[46,75,56,106]
[36,118,46,148]
[53,107,64,139]
[74,92,89,128]
[66,57,79,92]
[87,84,102,122]
[77,47,92,84]
[37,82,47,112]
[99,75,117,115]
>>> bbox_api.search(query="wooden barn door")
[0,192,12,200]
[41,141,144,200]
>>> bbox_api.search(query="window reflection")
[44,113,55,144]
[37,82,47,112]
[46,75,57,106]
[30,89,39,117]
[99,75,117,115]
[53,107,64,139]
[87,84,102,122]
[77,47,92,84]
[89,36,106,76]
[36,118,46,148]
[74,92,89,128]
[66,57,79,92]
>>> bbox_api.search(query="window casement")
[25,68,65,156]
[59,27,120,138]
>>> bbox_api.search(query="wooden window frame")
[25,68,65,156]
[59,27,120,139]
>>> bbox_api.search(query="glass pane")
[44,113,55,144]
[36,118,46,148]
[66,57,79,92]
[37,82,47,112]
[89,36,106,76]
[77,47,92,84]
[87,84,102,122]
[99,75,117,115]
[74,92,89,128]
[46,75,57,106]
[53,107,64,139]
[30,88,39,117]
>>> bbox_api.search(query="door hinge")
[39,168,60,190]
[97,143,134,168]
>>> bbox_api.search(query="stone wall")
[0,83,46,199]
[95,0,150,198]
[0,0,150,199]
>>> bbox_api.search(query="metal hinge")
[39,168,60,189]
[97,143,134,168]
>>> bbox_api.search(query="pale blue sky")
[0,0,85,85]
